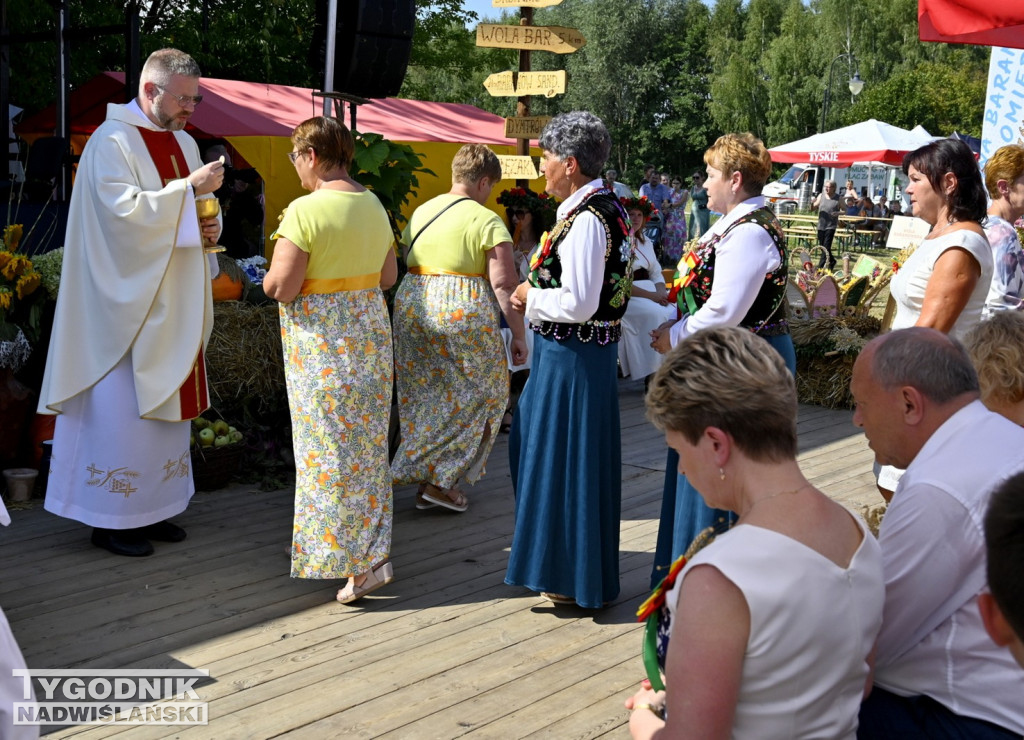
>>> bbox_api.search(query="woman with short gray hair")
[538,111,611,178]
[506,111,631,608]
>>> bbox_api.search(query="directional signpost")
[476,24,586,54]
[504,116,552,140]
[497,155,539,180]
[478,0,581,185]
[484,70,567,98]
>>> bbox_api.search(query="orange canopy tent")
[918,0,1024,47]
[17,72,533,248]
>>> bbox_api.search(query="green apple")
[190,433,196,447]
[198,428,216,447]
[214,434,231,448]
[212,419,230,436]
[229,430,243,443]
[193,417,211,430]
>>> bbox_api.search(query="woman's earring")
[719,468,725,481]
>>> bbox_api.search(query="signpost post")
[476,0,581,186]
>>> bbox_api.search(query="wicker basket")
[190,443,244,491]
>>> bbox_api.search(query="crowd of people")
[9,44,1024,740]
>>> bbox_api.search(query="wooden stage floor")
[1,379,883,738]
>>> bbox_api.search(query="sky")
[459,0,715,22]
[461,0,515,24]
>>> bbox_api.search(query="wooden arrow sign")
[484,70,567,98]
[504,116,552,139]
[517,70,566,97]
[492,0,563,7]
[483,71,516,96]
[498,155,539,180]
[476,24,586,54]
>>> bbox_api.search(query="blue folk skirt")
[506,332,621,608]
[650,332,797,588]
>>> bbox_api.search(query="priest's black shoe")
[91,528,154,557]
[135,520,187,543]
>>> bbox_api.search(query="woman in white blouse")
[646,133,793,589]
[890,138,992,341]
[618,197,677,381]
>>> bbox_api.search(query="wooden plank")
[476,24,586,54]
[4,379,884,739]
[516,70,566,97]
[497,155,539,180]
[486,72,566,99]
[482,70,516,96]
[504,115,551,140]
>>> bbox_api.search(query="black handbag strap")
[407,196,472,253]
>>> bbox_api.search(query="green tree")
[763,0,821,146]
[658,0,715,175]
[398,16,517,115]
[707,0,788,141]
[848,61,987,136]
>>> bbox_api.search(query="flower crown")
[497,187,558,216]
[620,195,658,218]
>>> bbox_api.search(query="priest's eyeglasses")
[157,86,203,107]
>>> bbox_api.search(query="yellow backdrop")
[227,137,541,258]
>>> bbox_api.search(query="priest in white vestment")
[36,49,225,557]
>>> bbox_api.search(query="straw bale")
[859,502,888,537]
[792,315,881,409]
[206,302,285,413]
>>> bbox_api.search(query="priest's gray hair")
[140,48,201,90]
[539,111,611,179]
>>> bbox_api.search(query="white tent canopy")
[769,119,938,167]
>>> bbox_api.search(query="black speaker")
[312,0,415,99]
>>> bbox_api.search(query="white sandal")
[336,561,394,604]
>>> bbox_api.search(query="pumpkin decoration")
[211,254,245,301]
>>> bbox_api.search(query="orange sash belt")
[408,265,484,278]
[300,272,380,295]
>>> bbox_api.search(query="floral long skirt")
[391,274,508,489]
[281,288,394,580]
[662,208,688,263]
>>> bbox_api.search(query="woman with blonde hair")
[263,116,397,604]
[647,132,793,587]
[964,311,1024,426]
[391,144,526,512]
[626,326,883,739]
[982,144,1024,317]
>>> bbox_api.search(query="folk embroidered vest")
[680,207,789,337]
[527,188,632,344]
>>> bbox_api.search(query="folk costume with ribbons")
[506,183,632,609]
[39,99,215,529]
[667,205,788,339]
[652,197,795,589]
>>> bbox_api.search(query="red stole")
[136,126,210,420]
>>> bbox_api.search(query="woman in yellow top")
[263,116,398,605]
[391,144,527,512]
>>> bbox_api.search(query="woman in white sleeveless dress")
[626,327,884,740]
[889,138,993,342]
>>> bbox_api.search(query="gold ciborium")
[195,197,225,254]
